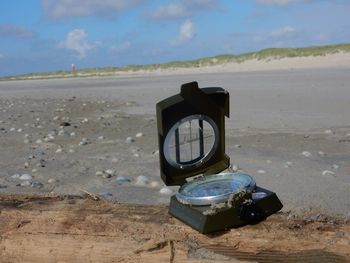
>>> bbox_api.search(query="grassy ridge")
[2,43,350,80]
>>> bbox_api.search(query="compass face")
[163,114,219,170]
[176,172,256,206]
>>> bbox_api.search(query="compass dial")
[176,172,256,206]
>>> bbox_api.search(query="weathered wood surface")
[0,194,349,262]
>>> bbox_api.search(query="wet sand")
[0,67,350,218]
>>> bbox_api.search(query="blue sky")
[0,0,349,77]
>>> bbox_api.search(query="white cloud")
[59,29,94,58]
[42,0,145,19]
[171,20,196,46]
[257,0,303,6]
[0,24,36,38]
[150,0,218,20]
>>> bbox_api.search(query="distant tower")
[71,63,77,76]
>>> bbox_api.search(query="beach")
[1,56,350,261]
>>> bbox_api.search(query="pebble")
[125,137,135,143]
[19,174,33,180]
[111,157,119,163]
[36,139,43,144]
[56,148,63,153]
[266,160,272,164]
[230,164,239,172]
[135,132,143,138]
[115,176,131,185]
[301,151,312,157]
[133,153,140,158]
[9,127,15,132]
[324,129,334,135]
[284,161,293,168]
[68,149,75,153]
[79,138,89,146]
[11,174,21,179]
[31,181,43,188]
[318,151,325,156]
[322,170,336,177]
[152,150,159,155]
[136,175,149,186]
[150,181,160,188]
[81,118,89,123]
[20,181,31,187]
[17,128,23,132]
[104,169,115,178]
[234,144,242,149]
[70,132,76,136]
[60,122,71,127]
[95,171,104,176]
[159,187,173,195]
[48,178,56,184]
[97,136,104,140]
[331,164,339,170]
[257,170,266,174]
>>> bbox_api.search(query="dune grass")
[2,43,350,81]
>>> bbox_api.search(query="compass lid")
[156,81,230,186]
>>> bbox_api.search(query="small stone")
[81,118,89,123]
[136,175,149,186]
[159,187,173,195]
[24,161,29,168]
[70,132,76,136]
[115,176,131,185]
[68,149,75,153]
[56,148,63,153]
[284,161,293,168]
[135,132,143,138]
[331,164,339,170]
[125,137,135,143]
[24,139,31,144]
[234,144,242,149]
[48,178,56,184]
[150,181,160,188]
[111,157,119,163]
[95,171,104,176]
[9,127,15,132]
[301,151,312,157]
[79,138,89,146]
[60,122,71,127]
[133,153,140,158]
[98,136,104,140]
[318,151,325,156]
[20,174,33,180]
[31,169,38,173]
[36,139,43,144]
[257,170,266,174]
[152,150,159,155]
[324,129,334,135]
[266,160,272,164]
[17,128,23,132]
[322,170,336,177]
[11,174,21,179]
[230,164,239,172]
[31,181,43,188]
[20,181,31,187]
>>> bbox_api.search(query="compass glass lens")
[176,173,256,205]
[163,115,218,169]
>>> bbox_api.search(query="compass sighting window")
[163,115,219,169]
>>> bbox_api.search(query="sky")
[0,0,349,77]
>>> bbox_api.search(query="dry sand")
[0,54,350,261]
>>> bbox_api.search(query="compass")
[156,81,283,233]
